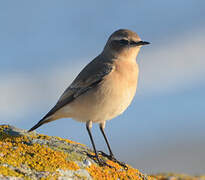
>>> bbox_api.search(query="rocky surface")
[150,173,205,180]
[0,125,151,180]
[0,125,204,180]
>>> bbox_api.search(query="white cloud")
[0,62,84,121]
[0,29,205,121]
[138,28,205,95]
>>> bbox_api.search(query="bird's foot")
[86,152,115,169]
[98,151,128,170]
[97,157,114,169]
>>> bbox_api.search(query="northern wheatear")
[29,29,149,167]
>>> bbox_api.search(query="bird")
[28,29,150,168]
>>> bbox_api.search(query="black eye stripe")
[130,41,136,45]
[119,39,129,45]
[112,39,133,46]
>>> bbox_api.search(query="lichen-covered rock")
[0,125,151,180]
[151,173,205,180]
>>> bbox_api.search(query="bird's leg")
[86,121,113,168]
[99,122,114,158]
[99,122,128,169]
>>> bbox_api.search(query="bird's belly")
[61,66,138,123]
[65,85,136,123]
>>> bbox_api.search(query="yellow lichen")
[0,126,79,178]
[151,173,204,180]
[0,166,24,178]
[86,160,153,180]
[55,136,85,146]
[0,125,152,179]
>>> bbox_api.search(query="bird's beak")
[135,41,150,46]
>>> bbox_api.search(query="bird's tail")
[28,117,53,132]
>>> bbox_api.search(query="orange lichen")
[0,125,152,179]
[0,166,24,178]
[30,131,84,146]
[151,173,203,180]
[55,136,85,146]
[86,160,152,180]
[0,125,79,178]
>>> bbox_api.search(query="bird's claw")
[98,151,128,170]
[86,152,115,169]
[97,157,114,169]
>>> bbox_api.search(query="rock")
[0,125,151,180]
[151,173,205,180]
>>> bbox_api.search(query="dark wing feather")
[41,57,113,121]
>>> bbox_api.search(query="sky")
[0,0,205,175]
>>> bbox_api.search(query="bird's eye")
[130,41,136,45]
[119,39,129,45]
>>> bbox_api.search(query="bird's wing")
[42,57,113,120]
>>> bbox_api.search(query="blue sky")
[0,0,205,174]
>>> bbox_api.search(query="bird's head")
[103,29,150,60]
